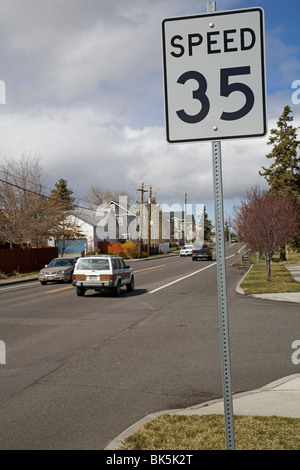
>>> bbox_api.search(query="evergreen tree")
[259,105,300,197]
[260,106,300,256]
[51,178,74,209]
[50,179,82,255]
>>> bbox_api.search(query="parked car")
[38,257,77,285]
[192,244,213,261]
[72,255,134,297]
[180,245,193,257]
[231,237,238,243]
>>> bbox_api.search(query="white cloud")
[0,0,299,223]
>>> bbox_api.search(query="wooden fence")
[97,241,127,255]
[0,247,58,274]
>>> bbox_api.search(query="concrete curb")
[235,264,252,294]
[0,275,39,286]
[105,374,300,450]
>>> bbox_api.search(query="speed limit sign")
[162,8,267,142]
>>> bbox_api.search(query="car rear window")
[76,258,110,270]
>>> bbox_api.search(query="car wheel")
[113,280,121,297]
[76,287,85,296]
[126,276,134,292]
[41,281,47,285]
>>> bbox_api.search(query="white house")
[56,202,138,254]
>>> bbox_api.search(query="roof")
[73,203,137,227]
[72,208,99,226]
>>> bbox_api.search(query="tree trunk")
[265,253,271,281]
[279,245,286,261]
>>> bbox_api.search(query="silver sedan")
[38,257,77,285]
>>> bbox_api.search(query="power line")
[0,169,91,208]
[0,177,89,211]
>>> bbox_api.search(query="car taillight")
[110,275,113,281]
[73,274,76,280]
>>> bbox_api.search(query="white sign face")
[162,8,267,142]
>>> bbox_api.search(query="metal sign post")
[212,139,235,450]
[208,0,235,453]
[162,0,267,451]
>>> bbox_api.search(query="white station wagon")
[72,255,134,297]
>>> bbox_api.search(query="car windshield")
[76,258,110,270]
[48,259,74,267]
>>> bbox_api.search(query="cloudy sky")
[0,0,299,223]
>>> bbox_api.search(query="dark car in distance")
[192,244,213,261]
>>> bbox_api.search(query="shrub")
[122,242,138,259]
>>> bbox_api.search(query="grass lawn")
[118,414,300,450]
[240,251,300,294]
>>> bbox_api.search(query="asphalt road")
[0,244,299,449]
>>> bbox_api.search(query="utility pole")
[182,192,191,244]
[137,182,148,257]
[184,192,187,244]
[147,186,152,256]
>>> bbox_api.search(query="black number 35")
[176,66,255,123]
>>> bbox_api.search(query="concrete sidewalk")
[105,374,300,450]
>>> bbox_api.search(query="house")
[52,201,138,254]
[48,199,203,255]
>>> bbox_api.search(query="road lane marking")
[45,265,167,292]
[46,265,167,292]
[1,251,242,294]
[46,286,74,293]
[148,262,217,293]
[133,265,166,273]
[148,252,238,294]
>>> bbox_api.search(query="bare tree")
[50,217,85,257]
[0,155,72,248]
[0,155,51,247]
[234,186,300,281]
[0,174,23,247]
[84,185,133,207]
